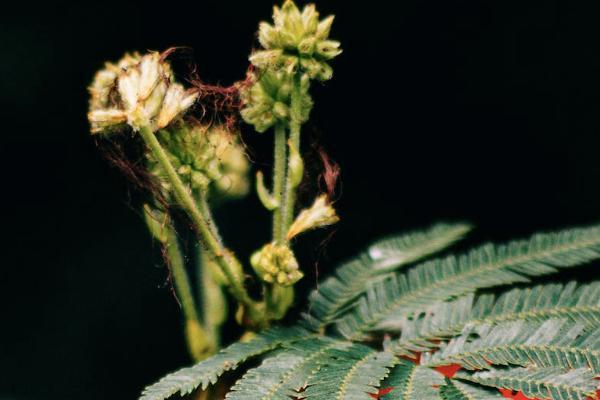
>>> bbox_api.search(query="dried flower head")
[146,123,249,197]
[240,69,312,133]
[287,194,339,240]
[87,51,198,134]
[250,243,303,286]
[250,0,342,81]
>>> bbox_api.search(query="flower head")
[239,69,312,132]
[146,123,249,197]
[250,243,303,286]
[250,0,342,81]
[287,194,339,240]
[88,51,198,134]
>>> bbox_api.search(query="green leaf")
[303,223,471,330]
[421,319,600,373]
[456,367,597,400]
[225,337,345,400]
[440,379,503,400]
[380,361,444,400]
[335,225,600,338]
[140,327,307,400]
[301,343,398,399]
[393,282,600,356]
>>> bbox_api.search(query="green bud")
[316,40,342,60]
[315,15,334,40]
[249,0,341,81]
[146,124,249,199]
[250,243,303,286]
[240,69,312,133]
[287,140,304,188]
[256,171,279,210]
[272,101,289,119]
[298,37,316,56]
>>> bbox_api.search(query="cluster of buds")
[88,51,198,134]
[146,124,250,197]
[240,69,312,132]
[250,0,342,81]
[210,126,251,199]
[250,243,303,286]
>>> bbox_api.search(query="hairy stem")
[198,190,222,246]
[138,126,258,317]
[282,73,304,231]
[272,123,287,243]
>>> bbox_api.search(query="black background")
[2,0,600,398]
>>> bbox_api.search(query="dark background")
[2,0,600,398]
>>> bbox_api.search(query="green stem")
[198,190,222,246]
[272,123,287,243]
[138,125,257,315]
[282,73,304,232]
[198,247,227,349]
[164,226,199,323]
[163,225,213,360]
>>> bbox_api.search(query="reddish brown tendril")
[317,145,341,202]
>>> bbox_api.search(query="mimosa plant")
[87,1,600,399]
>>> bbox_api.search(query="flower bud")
[211,126,251,199]
[249,0,341,81]
[240,69,313,133]
[286,194,339,240]
[250,243,303,286]
[146,123,249,199]
[256,171,279,210]
[88,51,197,134]
[287,140,304,188]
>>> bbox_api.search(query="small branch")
[197,190,222,246]
[164,226,199,323]
[162,224,214,361]
[138,125,259,319]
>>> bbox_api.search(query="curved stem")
[138,126,258,315]
[272,123,287,243]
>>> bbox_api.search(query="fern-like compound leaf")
[456,367,597,400]
[440,379,503,400]
[335,225,600,338]
[421,319,600,373]
[393,282,600,355]
[300,343,397,400]
[140,327,308,400]
[225,337,346,400]
[303,223,471,330]
[379,360,444,400]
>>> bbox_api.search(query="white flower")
[88,51,197,134]
[286,194,339,240]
